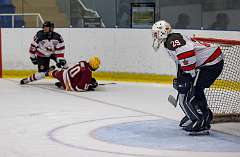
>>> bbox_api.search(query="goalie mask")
[152,20,172,51]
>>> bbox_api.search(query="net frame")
[193,37,240,123]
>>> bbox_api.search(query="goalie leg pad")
[194,86,213,126]
[179,115,191,127]
[181,89,202,122]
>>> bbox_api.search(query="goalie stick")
[168,93,179,107]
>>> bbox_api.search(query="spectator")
[174,13,191,29]
[209,13,230,30]
[117,0,131,28]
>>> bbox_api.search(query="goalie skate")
[188,130,210,136]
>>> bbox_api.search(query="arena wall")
[1,28,240,82]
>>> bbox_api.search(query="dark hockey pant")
[181,60,224,124]
[37,54,57,72]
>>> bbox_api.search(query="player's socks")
[20,72,45,84]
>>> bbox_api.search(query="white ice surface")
[0,79,239,157]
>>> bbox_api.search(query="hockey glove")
[56,58,67,69]
[173,74,193,94]
[30,57,38,65]
[87,78,98,91]
[55,82,63,89]
[90,78,98,88]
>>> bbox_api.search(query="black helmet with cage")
[42,21,54,38]
[43,21,54,31]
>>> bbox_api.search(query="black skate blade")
[188,130,210,136]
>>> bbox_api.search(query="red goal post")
[193,37,240,123]
[193,37,240,46]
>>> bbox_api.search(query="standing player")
[20,21,68,85]
[47,56,100,91]
[152,20,224,134]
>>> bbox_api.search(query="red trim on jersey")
[29,48,35,54]
[204,47,222,64]
[35,50,46,57]
[181,63,196,71]
[55,53,64,58]
[55,46,65,51]
[0,28,2,78]
[177,50,195,60]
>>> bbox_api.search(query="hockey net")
[193,37,240,123]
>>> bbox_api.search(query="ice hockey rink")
[0,78,240,157]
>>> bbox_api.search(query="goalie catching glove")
[87,78,98,91]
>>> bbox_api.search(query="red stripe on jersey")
[177,50,195,60]
[55,46,65,51]
[204,47,222,64]
[55,53,64,58]
[29,47,36,53]
[181,63,196,71]
[35,50,46,57]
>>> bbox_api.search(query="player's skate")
[179,115,191,127]
[20,78,30,85]
[183,119,210,136]
[188,129,210,136]
[45,66,56,76]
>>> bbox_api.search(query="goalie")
[47,56,100,91]
[152,20,224,133]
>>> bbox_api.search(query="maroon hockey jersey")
[52,61,93,91]
[63,61,92,91]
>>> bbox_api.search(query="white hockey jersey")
[29,30,65,59]
[163,33,223,77]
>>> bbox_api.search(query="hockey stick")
[99,82,117,86]
[168,93,179,107]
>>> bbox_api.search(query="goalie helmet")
[88,56,100,71]
[152,20,172,51]
[152,20,172,40]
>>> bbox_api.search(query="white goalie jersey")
[163,33,223,77]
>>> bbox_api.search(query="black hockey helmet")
[42,21,54,30]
